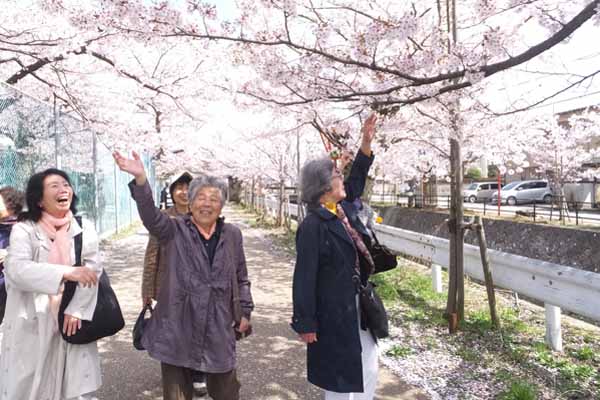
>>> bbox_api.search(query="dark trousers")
[161,363,240,400]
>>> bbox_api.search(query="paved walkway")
[95,206,429,399]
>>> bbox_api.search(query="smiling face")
[171,182,189,208]
[190,186,223,228]
[40,174,73,218]
[0,194,7,220]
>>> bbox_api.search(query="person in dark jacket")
[292,114,378,399]
[114,151,253,400]
[0,186,25,324]
[160,182,169,209]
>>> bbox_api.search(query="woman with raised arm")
[292,114,380,399]
[0,169,101,400]
[114,151,253,400]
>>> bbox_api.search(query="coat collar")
[309,205,354,246]
[309,206,337,221]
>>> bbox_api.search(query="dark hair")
[19,168,78,222]
[169,172,193,200]
[0,186,25,215]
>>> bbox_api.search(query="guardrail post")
[545,303,563,352]
[432,263,443,293]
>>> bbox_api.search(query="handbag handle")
[74,215,83,267]
[143,303,154,315]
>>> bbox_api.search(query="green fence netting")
[0,82,161,237]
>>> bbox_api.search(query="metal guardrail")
[373,224,600,323]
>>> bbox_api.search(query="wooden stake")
[474,216,500,329]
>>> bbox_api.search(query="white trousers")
[324,298,379,400]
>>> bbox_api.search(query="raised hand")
[360,113,377,153]
[113,150,147,184]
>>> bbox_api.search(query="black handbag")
[133,303,153,350]
[324,220,390,339]
[357,280,389,339]
[369,232,397,274]
[58,217,125,344]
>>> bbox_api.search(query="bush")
[465,167,482,180]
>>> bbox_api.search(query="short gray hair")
[188,175,228,207]
[300,157,334,208]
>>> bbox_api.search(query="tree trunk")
[297,129,305,224]
[251,176,256,211]
[277,179,284,227]
[447,137,465,332]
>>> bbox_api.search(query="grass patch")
[569,346,595,362]
[107,221,143,241]
[497,380,538,400]
[386,344,414,358]
[371,264,447,326]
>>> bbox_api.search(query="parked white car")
[490,180,553,205]
[463,182,501,203]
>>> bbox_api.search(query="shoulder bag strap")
[322,222,363,293]
[74,215,83,267]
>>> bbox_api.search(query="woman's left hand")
[360,113,377,156]
[63,314,82,337]
[236,316,250,333]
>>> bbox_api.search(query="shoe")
[193,381,208,396]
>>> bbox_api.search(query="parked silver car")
[491,180,553,205]
[463,182,501,203]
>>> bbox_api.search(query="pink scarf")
[38,211,73,331]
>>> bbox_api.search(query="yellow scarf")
[323,202,337,215]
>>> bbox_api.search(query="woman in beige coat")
[0,168,101,400]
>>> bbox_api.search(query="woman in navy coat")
[292,114,378,399]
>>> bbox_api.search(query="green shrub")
[465,167,482,180]
[386,345,414,358]
[497,380,538,400]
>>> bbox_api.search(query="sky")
[212,0,239,20]
[481,19,600,116]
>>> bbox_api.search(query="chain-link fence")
[0,82,161,237]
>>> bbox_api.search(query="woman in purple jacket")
[114,151,254,400]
